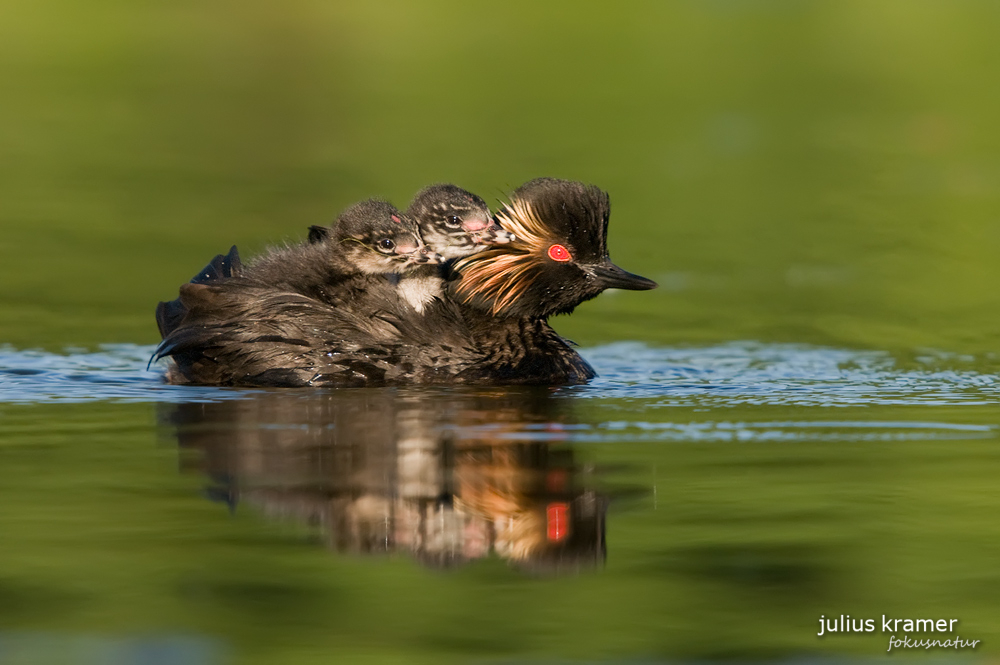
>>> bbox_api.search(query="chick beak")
[392,242,441,265]
[586,261,658,291]
[470,222,516,245]
[409,246,443,265]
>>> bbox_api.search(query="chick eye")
[378,238,396,252]
[446,215,463,228]
[547,244,571,262]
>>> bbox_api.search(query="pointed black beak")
[587,261,658,291]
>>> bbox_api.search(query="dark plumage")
[452,178,657,318]
[435,178,657,384]
[153,179,656,387]
[154,199,441,385]
[155,244,243,339]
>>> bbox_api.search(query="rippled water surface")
[5,342,1000,408]
[2,343,999,663]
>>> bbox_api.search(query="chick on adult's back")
[154,200,440,386]
[152,180,657,387]
[390,184,514,313]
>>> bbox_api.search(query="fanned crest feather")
[452,199,551,316]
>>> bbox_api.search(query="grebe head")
[452,178,656,318]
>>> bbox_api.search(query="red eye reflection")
[547,244,571,262]
[547,502,569,542]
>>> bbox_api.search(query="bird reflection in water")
[159,388,607,573]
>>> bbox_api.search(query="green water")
[3,1,1000,662]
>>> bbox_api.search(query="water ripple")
[577,342,1000,407]
[0,342,997,409]
[0,344,243,404]
[479,419,995,444]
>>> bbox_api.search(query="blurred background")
[3,0,1000,353]
[4,2,1000,664]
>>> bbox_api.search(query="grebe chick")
[385,184,515,313]
[247,199,441,296]
[153,200,442,385]
[407,184,513,259]
[309,185,514,312]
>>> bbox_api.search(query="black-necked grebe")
[153,179,656,387]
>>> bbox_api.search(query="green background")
[2,0,999,353]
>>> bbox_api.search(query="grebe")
[153,179,656,387]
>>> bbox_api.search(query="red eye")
[547,244,571,262]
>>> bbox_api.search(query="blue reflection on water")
[3,342,997,408]
[579,342,1000,406]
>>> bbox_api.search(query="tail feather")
[191,245,243,284]
[154,246,244,344]
[155,298,189,338]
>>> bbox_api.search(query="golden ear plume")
[453,200,550,316]
[491,199,549,248]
